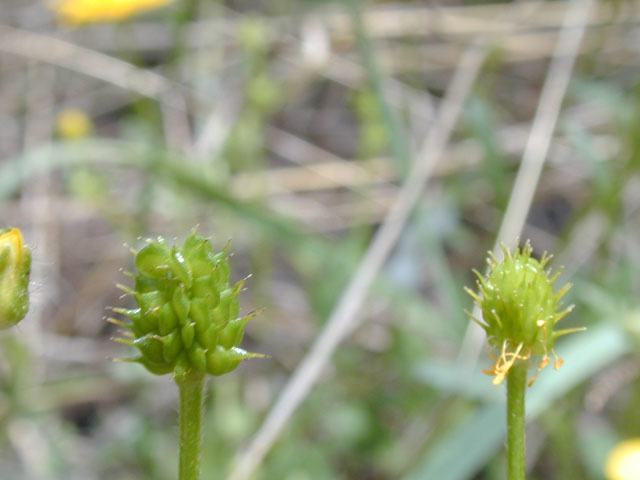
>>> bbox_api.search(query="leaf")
[406,322,631,480]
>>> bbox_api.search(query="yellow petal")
[52,0,174,25]
[0,228,24,262]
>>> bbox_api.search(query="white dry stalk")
[0,26,174,103]
[21,63,56,359]
[230,0,590,473]
[228,42,488,480]
[458,0,595,367]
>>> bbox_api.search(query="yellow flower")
[0,228,31,329]
[52,0,174,25]
[0,229,25,264]
[56,108,92,139]
[606,439,640,480]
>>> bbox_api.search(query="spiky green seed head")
[0,228,31,329]
[465,241,583,385]
[112,232,263,378]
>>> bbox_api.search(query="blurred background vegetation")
[0,0,639,479]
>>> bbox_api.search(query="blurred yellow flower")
[52,0,174,25]
[56,108,92,139]
[606,439,640,480]
[0,229,25,265]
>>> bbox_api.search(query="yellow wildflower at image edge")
[607,439,640,480]
[52,0,174,25]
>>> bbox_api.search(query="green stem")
[176,369,206,480]
[506,362,527,480]
[347,0,411,177]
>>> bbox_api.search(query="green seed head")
[465,241,583,385]
[0,228,31,329]
[112,232,263,377]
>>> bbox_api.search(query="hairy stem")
[507,362,527,480]
[176,369,206,480]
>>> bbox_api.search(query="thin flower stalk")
[465,240,584,478]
